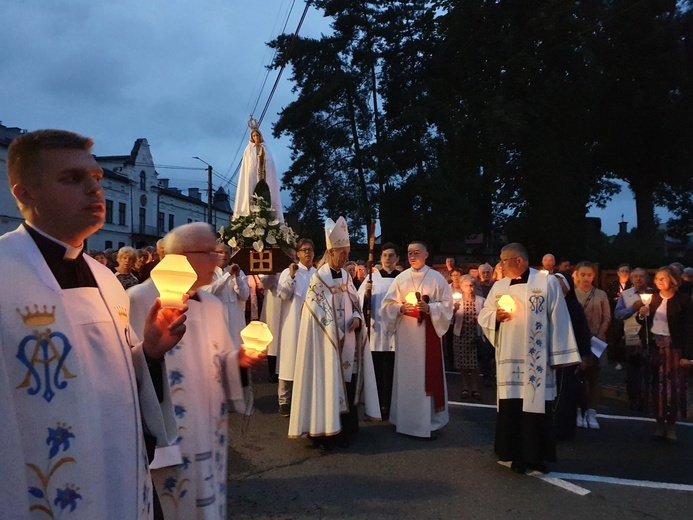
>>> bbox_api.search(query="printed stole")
[404,307,446,412]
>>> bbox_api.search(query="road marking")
[548,473,693,492]
[450,401,693,427]
[496,462,591,495]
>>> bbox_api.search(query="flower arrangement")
[219,194,298,252]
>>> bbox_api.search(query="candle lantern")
[405,292,419,305]
[452,292,462,301]
[240,321,274,352]
[639,293,653,306]
[150,254,197,308]
[498,294,516,314]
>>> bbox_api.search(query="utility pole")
[206,164,213,225]
[192,156,214,225]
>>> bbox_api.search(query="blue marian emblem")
[16,330,76,403]
[529,294,545,314]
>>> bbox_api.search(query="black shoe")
[510,461,527,474]
[279,404,290,417]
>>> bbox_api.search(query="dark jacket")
[638,291,693,358]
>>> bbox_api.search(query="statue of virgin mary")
[233,117,284,222]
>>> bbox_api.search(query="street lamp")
[192,156,213,225]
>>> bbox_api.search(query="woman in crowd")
[573,261,611,429]
[451,273,485,400]
[637,266,693,443]
[114,246,140,290]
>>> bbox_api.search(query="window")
[187,218,193,224]
[118,203,126,226]
[105,200,113,224]
[118,242,125,249]
[168,214,174,231]
[139,171,146,191]
[139,207,146,234]
[158,212,164,235]
[105,240,113,249]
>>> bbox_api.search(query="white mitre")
[325,216,350,249]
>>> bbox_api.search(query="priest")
[381,241,453,438]
[478,243,581,475]
[128,222,261,520]
[288,217,380,449]
[1,129,186,519]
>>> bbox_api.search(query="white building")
[0,122,232,251]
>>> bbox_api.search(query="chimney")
[188,187,202,200]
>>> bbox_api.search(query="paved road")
[227,367,693,519]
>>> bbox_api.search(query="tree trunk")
[630,177,657,241]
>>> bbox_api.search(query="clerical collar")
[330,267,342,279]
[24,221,83,260]
[380,268,400,278]
[411,265,428,273]
[509,267,530,286]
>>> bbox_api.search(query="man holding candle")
[614,268,651,410]
[1,129,188,519]
[478,243,580,475]
[128,222,263,520]
[381,241,453,438]
[288,217,380,449]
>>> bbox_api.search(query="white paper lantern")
[150,254,197,308]
[240,320,274,352]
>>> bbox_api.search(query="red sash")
[404,310,446,412]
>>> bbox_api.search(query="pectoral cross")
[513,366,523,381]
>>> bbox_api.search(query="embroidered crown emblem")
[531,287,543,294]
[17,305,56,326]
[115,305,128,323]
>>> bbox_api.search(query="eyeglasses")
[298,248,314,253]
[499,256,519,264]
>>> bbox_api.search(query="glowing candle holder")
[539,269,549,275]
[240,321,274,352]
[150,254,197,308]
[452,292,462,302]
[405,292,419,305]
[640,293,653,307]
[498,294,516,314]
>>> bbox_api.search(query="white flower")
[268,219,280,226]
[265,233,277,245]
[249,204,260,214]
[253,240,264,252]
[255,217,267,228]
[228,237,237,248]
[242,224,255,238]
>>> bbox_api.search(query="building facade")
[0,122,232,251]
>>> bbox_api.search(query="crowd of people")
[3,128,693,519]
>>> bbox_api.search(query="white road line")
[548,473,693,492]
[496,462,591,495]
[450,400,693,427]
[535,476,591,496]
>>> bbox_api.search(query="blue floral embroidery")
[164,477,177,493]
[46,424,75,458]
[54,486,82,512]
[181,456,191,470]
[527,321,544,402]
[26,423,82,517]
[169,370,184,386]
[174,405,186,419]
